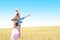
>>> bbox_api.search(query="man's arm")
[21,14,31,20]
[24,14,30,18]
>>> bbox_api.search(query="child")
[11,19,20,40]
[11,26,20,40]
[11,13,20,40]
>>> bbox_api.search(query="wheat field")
[0,26,60,40]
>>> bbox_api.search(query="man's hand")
[27,14,31,17]
[24,14,31,18]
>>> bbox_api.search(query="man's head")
[16,13,20,18]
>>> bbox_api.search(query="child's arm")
[11,18,14,21]
[11,16,17,21]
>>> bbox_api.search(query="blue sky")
[0,0,60,28]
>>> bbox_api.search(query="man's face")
[18,13,21,17]
[19,14,21,17]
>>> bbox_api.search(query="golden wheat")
[0,26,60,40]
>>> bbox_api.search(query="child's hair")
[15,22,18,26]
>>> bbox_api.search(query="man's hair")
[16,13,19,16]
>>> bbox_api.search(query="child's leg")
[18,28,20,36]
[17,27,20,36]
[19,25,20,36]
[13,34,20,40]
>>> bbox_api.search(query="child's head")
[15,8,19,12]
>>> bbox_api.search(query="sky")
[0,0,60,28]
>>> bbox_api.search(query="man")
[15,8,30,28]
[11,8,30,40]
